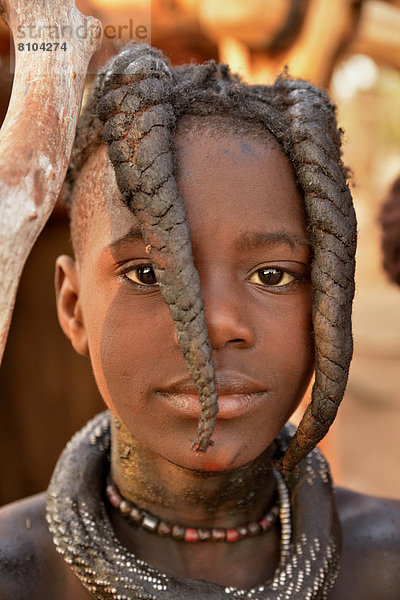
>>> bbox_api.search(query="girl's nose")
[175,272,256,351]
[205,287,255,350]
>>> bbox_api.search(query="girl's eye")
[124,265,158,287]
[249,267,295,287]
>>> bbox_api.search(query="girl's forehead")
[96,114,287,199]
[173,120,294,208]
[173,124,301,208]
[102,134,300,221]
[174,113,281,153]
[82,123,306,258]
[174,129,307,256]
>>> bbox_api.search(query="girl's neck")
[108,416,282,588]
[110,416,277,529]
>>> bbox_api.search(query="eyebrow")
[235,231,310,253]
[106,226,309,255]
[107,225,144,253]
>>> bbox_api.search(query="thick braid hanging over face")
[99,46,219,453]
[380,176,400,286]
[65,42,357,472]
[270,78,357,472]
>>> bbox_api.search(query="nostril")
[202,288,256,350]
[217,338,248,350]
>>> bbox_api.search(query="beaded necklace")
[46,412,341,600]
[106,477,281,544]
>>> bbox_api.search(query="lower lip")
[155,391,269,420]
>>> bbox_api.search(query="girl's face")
[67,126,314,472]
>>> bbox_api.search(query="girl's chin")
[161,435,275,474]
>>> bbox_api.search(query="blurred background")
[1,0,400,505]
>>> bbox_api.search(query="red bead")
[184,528,199,542]
[259,516,272,532]
[226,529,240,543]
[108,494,121,509]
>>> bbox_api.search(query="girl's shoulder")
[1,487,399,599]
[330,487,400,599]
[0,493,90,599]
[0,493,49,598]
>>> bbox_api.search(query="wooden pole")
[0,0,102,365]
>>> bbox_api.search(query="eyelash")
[120,264,159,290]
[120,264,306,292]
[247,266,306,290]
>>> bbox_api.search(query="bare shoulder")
[0,493,59,599]
[329,487,400,600]
[0,493,90,600]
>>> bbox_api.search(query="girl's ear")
[55,255,89,356]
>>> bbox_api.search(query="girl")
[1,42,399,600]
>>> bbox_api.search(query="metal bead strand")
[274,470,291,563]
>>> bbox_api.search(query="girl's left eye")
[124,265,158,287]
[248,267,296,287]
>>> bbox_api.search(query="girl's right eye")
[123,265,158,287]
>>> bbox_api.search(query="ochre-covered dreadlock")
[65,42,357,473]
[380,175,400,286]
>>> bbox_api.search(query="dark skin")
[1,128,400,599]
[2,489,400,600]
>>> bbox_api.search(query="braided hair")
[380,175,400,286]
[65,42,357,474]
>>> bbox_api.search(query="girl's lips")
[155,391,270,420]
[155,372,270,419]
